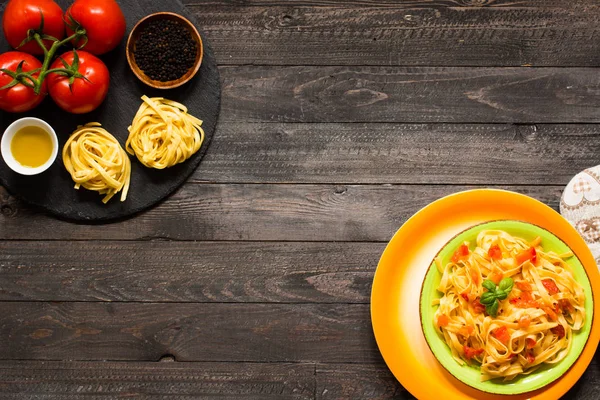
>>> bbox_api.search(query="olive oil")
[11,125,53,168]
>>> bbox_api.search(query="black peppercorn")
[134,19,198,82]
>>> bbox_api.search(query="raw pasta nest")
[63,122,131,204]
[126,95,204,169]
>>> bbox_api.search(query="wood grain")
[186,1,600,67]
[0,241,380,303]
[0,361,315,399]
[195,123,600,185]
[0,302,379,363]
[0,359,596,399]
[0,184,563,241]
[218,66,600,123]
[316,364,412,400]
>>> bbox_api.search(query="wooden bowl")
[126,12,203,89]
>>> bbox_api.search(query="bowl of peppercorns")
[126,12,203,89]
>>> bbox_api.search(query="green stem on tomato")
[27,30,87,94]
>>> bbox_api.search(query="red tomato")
[518,315,531,328]
[2,0,64,55]
[492,326,511,345]
[489,272,503,285]
[47,50,109,114]
[526,351,535,364]
[488,244,502,260]
[0,51,46,113]
[509,290,539,309]
[558,299,575,313]
[437,314,449,328]
[516,247,537,265]
[65,0,126,55]
[463,345,484,360]
[472,297,486,314]
[515,281,532,292]
[551,324,566,339]
[451,243,469,263]
[541,279,560,295]
[525,338,536,349]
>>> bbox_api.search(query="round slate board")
[0,0,220,222]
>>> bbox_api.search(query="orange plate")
[371,189,600,400]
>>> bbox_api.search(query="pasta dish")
[433,229,585,381]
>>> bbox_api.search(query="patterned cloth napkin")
[560,165,600,267]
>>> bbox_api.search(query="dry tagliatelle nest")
[62,122,131,204]
[126,95,205,169]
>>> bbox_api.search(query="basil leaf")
[498,277,514,294]
[495,291,508,301]
[486,299,499,317]
[480,292,497,305]
[482,279,496,292]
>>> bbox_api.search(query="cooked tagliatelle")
[63,123,131,204]
[433,230,585,381]
[126,95,204,169]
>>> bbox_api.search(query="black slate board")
[0,0,220,222]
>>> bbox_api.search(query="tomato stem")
[27,31,86,95]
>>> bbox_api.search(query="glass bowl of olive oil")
[1,117,58,176]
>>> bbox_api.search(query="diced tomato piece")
[437,314,449,327]
[489,272,503,285]
[473,297,486,314]
[516,247,537,265]
[451,244,470,263]
[510,291,540,309]
[542,279,560,295]
[526,352,535,364]
[463,345,484,360]
[554,302,562,315]
[526,338,536,349]
[551,325,566,339]
[558,299,575,313]
[518,315,531,328]
[458,325,474,338]
[492,326,511,345]
[471,270,480,285]
[461,293,470,302]
[515,281,532,292]
[488,244,502,260]
[542,306,558,321]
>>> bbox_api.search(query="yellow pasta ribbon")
[126,95,205,169]
[63,123,131,204]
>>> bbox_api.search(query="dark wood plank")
[316,364,412,400]
[0,361,315,399]
[195,123,600,185]
[0,241,379,303]
[187,1,600,67]
[0,302,378,363]
[0,184,563,241]
[218,66,600,123]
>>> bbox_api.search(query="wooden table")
[1,0,600,398]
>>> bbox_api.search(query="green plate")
[420,220,593,395]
